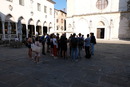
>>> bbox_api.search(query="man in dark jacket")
[40,33,46,55]
[90,33,96,55]
[70,33,78,61]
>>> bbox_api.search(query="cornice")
[67,11,130,18]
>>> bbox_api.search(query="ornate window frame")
[96,0,108,10]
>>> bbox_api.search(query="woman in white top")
[33,36,42,63]
[52,34,58,59]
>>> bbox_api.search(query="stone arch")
[17,16,26,40]
[43,21,47,34]
[76,18,89,36]
[5,14,15,22]
[28,18,35,36]
[48,22,52,34]
[36,20,42,35]
[28,18,34,25]
[98,21,105,26]
[5,14,16,35]
[18,16,26,24]
[43,21,47,26]
[36,20,41,26]
[95,16,109,39]
[95,16,109,27]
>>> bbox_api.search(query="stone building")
[54,9,66,36]
[0,0,55,41]
[66,0,130,40]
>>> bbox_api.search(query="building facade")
[66,0,130,40]
[0,0,55,41]
[54,9,66,36]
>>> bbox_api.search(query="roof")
[47,0,56,4]
[55,9,67,14]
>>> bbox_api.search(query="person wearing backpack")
[70,33,78,61]
[77,33,84,59]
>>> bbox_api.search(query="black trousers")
[42,42,45,54]
[85,46,91,58]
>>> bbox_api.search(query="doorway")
[28,25,35,36]
[43,26,47,34]
[97,28,105,39]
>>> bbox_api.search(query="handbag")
[31,43,42,53]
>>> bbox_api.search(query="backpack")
[78,37,84,46]
[71,37,78,48]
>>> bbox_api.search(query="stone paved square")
[0,40,130,87]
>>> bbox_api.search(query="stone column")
[26,25,28,38]
[2,21,5,40]
[15,22,18,37]
[41,26,43,35]
[34,24,37,36]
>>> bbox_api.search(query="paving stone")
[100,75,128,86]
[0,40,130,87]
[0,82,12,87]
[71,80,101,87]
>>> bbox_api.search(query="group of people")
[26,32,96,63]
[69,32,96,61]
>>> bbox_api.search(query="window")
[50,8,52,15]
[61,19,63,23]
[30,0,33,4]
[44,6,47,13]
[37,3,41,11]
[6,0,13,2]
[19,0,24,6]
[61,12,63,15]
[57,26,59,30]
[61,26,63,30]
[96,0,108,10]
[55,11,58,15]
[56,19,58,23]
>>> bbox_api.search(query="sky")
[53,0,66,10]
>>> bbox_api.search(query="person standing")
[60,33,68,59]
[90,33,96,55]
[56,33,60,57]
[70,33,78,61]
[77,33,84,59]
[52,34,58,59]
[84,34,91,58]
[27,34,33,60]
[33,36,42,63]
[50,33,54,56]
[68,34,73,57]
[46,34,50,53]
[40,33,46,55]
